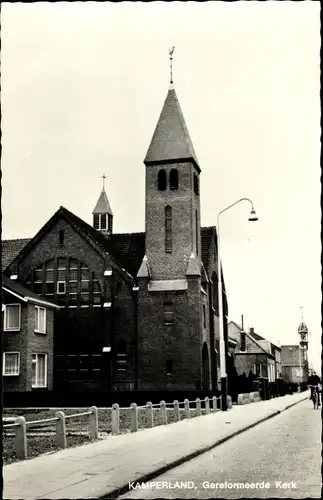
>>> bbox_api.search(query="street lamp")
[217,198,258,411]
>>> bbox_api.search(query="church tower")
[137,49,205,391]
[143,77,201,280]
[92,176,113,235]
[298,307,309,381]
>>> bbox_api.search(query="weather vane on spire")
[300,305,304,321]
[101,173,106,190]
[169,46,175,85]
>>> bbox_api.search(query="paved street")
[120,399,322,499]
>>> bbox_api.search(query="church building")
[2,76,229,394]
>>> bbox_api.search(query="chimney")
[249,327,255,335]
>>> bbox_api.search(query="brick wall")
[145,162,201,280]
[3,291,54,392]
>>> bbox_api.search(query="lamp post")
[217,198,258,411]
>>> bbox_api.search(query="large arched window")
[28,258,102,307]
[169,169,178,190]
[195,210,199,256]
[158,169,167,191]
[165,205,172,253]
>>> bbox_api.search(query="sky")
[1,2,321,373]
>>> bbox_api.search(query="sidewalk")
[3,392,308,500]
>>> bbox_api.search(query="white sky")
[1,2,321,373]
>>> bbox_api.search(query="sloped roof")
[3,213,218,283]
[144,86,200,171]
[2,275,59,309]
[92,189,113,215]
[2,238,31,270]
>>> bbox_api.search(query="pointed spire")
[137,255,151,279]
[144,79,200,172]
[92,176,113,234]
[93,175,113,215]
[169,46,175,89]
[186,253,201,277]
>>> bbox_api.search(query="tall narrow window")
[158,169,167,191]
[100,214,107,230]
[93,214,100,229]
[32,354,47,388]
[194,173,199,195]
[170,169,178,190]
[108,214,113,233]
[166,359,173,376]
[59,230,64,246]
[195,210,199,256]
[203,304,206,328]
[165,206,172,253]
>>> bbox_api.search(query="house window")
[166,359,173,376]
[57,281,66,294]
[59,230,64,246]
[165,205,172,253]
[170,169,178,190]
[4,304,21,331]
[158,169,167,191]
[203,304,206,328]
[32,354,47,388]
[194,173,199,195]
[34,306,46,334]
[3,352,20,376]
[254,363,261,377]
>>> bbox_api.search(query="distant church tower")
[92,175,113,235]
[137,48,206,391]
[298,307,309,380]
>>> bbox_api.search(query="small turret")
[92,175,113,235]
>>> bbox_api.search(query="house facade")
[2,275,59,392]
[2,80,230,394]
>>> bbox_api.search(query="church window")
[100,214,107,230]
[203,304,206,328]
[164,302,174,325]
[170,169,178,190]
[194,173,199,195]
[166,359,173,376]
[158,169,167,191]
[165,206,172,253]
[195,210,199,256]
[29,259,102,307]
[93,214,100,229]
[108,214,113,233]
[117,339,127,371]
[59,230,64,246]
[57,281,66,294]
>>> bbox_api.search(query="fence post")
[15,416,27,460]
[89,406,99,440]
[146,402,154,428]
[130,403,138,432]
[212,396,217,412]
[184,399,190,419]
[205,397,210,414]
[111,403,120,435]
[196,398,201,417]
[173,400,180,422]
[160,400,167,425]
[55,411,67,449]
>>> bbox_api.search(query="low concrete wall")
[237,391,260,405]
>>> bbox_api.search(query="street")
[120,399,322,499]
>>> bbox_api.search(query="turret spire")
[92,176,113,235]
[169,46,175,88]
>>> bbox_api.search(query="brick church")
[2,79,229,394]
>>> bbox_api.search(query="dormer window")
[170,169,178,190]
[158,169,167,191]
